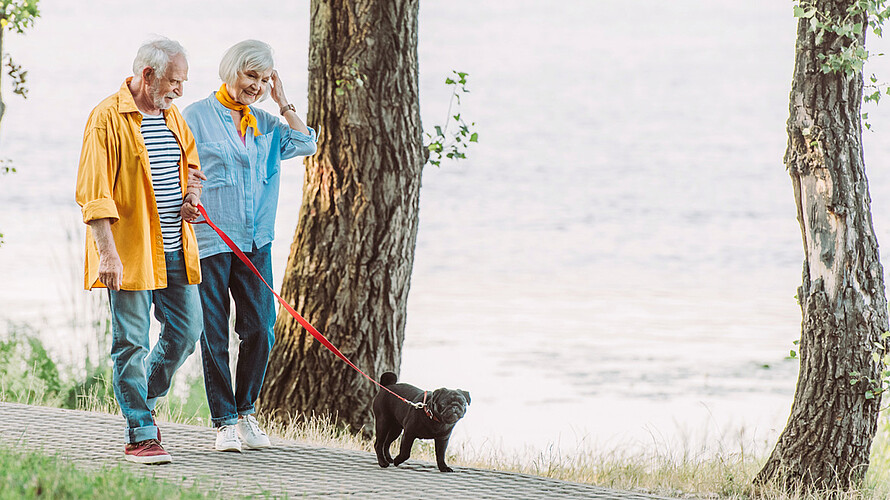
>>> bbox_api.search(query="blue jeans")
[108,251,202,444]
[198,243,276,427]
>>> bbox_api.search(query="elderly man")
[75,37,206,464]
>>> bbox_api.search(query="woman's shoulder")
[250,105,277,122]
[183,93,219,119]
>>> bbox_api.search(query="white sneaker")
[237,414,271,449]
[215,425,242,452]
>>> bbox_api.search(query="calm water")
[3,0,890,457]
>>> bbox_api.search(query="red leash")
[190,205,423,410]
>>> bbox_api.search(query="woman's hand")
[270,70,288,108]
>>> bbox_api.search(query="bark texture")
[257,0,424,433]
[755,2,889,492]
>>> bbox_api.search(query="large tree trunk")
[257,0,424,433]
[755,1,889,492]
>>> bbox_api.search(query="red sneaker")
[124,439,172,464]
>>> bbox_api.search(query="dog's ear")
[460,390,470,405]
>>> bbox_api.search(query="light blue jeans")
[108,251,202,444]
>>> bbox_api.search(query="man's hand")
[88,218,123,290]
[98,250,124,291]
[181,192,201,222]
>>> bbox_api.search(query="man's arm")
[181,166,206,222]
[88,218,123,291]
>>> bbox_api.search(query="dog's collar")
[421,391,440,422]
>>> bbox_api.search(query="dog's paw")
[439,465,454,473]
[377,460,390,469]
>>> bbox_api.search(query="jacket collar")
[117,78,141,115]
[118,77,169,118]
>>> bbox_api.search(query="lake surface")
[3,0,890,458]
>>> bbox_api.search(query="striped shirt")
[140,112,183,252]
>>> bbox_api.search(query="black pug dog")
[372,372,470,472]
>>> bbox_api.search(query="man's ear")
[142,66,154,83]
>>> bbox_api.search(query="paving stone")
[0,402,678,499]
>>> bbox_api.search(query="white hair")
[219,40,274,100]
[132,36,186,81]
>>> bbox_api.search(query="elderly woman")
[183,40,316,452]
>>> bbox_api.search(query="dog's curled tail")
[380,372,398,386]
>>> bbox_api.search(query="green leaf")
[434,125,443,136]
[866,390,875,399]
[469,132,478,142]
[793,5,805,17]
[445,78,455,85]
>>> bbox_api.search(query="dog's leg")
[375,418,396,468]
[392,433,416,467]
[434,436,454,472]
[374,433,390,468]
[382,427,400,463]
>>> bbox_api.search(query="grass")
[0,445,218,500]
[4,323,890,499]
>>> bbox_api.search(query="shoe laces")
[219,424,239,441]
[131,438,162,449]
[241,415,267,437]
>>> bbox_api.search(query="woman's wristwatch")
[280,103,296,115]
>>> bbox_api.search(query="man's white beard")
[149,79,175,110]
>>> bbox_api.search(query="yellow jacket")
[76,79,202,291]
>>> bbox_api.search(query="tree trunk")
[257,0,424,433]
[755,2,889,492]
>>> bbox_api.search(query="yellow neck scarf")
[215,84,261,137]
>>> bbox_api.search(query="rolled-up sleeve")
[279,123,317,160]
[76,120,120,224]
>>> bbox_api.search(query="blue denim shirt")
[183,93,317,259]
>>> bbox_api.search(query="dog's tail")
[380,372,398,386]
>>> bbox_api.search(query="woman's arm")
[270,70,310,135]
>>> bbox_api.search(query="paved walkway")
[0,402,678,499]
